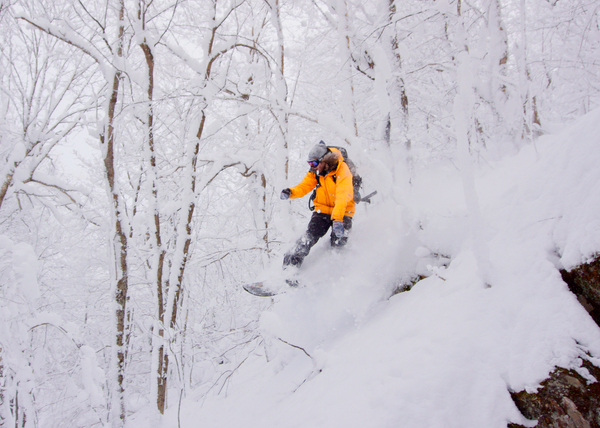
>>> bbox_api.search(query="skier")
[280,141,356,269]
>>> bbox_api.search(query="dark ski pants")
[283,212,353,268]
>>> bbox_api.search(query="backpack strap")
[308,172,320,211]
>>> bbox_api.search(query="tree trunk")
[385,0,412,185]
[137,3,169,413]
[102,1,128,424]
[337,0,358,137]
[157,3,218,413]
[518,0,540,139]
[269,0,290,186]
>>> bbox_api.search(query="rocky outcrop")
[561,257,600,328]
[509,360,600,428]
[508,257,600,428]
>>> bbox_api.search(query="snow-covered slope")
[150,109,600,428]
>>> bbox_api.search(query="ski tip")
[242,282,278,297]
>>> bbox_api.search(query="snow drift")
[142,109,600,428]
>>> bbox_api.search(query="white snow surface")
[140,109,600,427]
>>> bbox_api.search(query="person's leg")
[330,216,353,247]
[283,213,331,268]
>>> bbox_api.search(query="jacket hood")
[320,150,342,175]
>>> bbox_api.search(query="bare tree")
[151,0,268,412]
[268,0,290,184]
[1,8,95,215]
[19,0,131,423]
[0,5,99,425]
[337,0,359,137]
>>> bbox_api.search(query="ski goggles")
[307,160,320,168]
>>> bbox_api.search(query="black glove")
[280,188,291,200]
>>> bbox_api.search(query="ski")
[242,278,300,297]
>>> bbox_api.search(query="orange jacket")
[289,148,355,221]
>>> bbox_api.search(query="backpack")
[308,146,364,212]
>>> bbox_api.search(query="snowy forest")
[1,0,600,426]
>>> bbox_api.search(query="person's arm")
[288,171,318,199]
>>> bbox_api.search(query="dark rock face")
[508,257,600,428]
[561,257,600,328]
[509,360,600,428]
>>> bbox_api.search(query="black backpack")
[308,146,366,211]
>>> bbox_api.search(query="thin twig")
[278,338,312,359]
